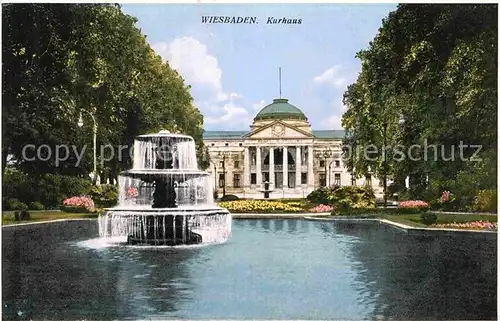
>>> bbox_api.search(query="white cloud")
[322,114,343,129]
[204,102,252,129]
[152,37,260,128]
[252,99,266,112]
[229,92,243,99]
[152,37,223,98]
[314,65,347,89]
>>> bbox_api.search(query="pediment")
[245,120,313,139]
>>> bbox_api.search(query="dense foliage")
[3,168,94,209]
[2,3,207,184]
[307,186,376,209]
[342,4,497,211]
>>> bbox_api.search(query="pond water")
[2,219,497,320]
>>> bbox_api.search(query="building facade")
[203,98,382,199]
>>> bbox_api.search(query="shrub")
[421,212,437,225]
[44,174,93,207]
[306,186,375,209]
[6,198,28,211]
[90,184,118,207]
[221,194,239,201]
[14,209,30,221]
[61,196,95,212]
[309,204,335,213]
[3,169,94,209]
[397,200,430,214]
[29,201,45,211]
[2,169,37,204]
[473,189,497,213]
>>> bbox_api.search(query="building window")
[250,173,257,184]
[218,174,225,188]
[365,174,372,186]
[233,174,241,188]
[319,173,326,187]
[334,173,341,186]
[335,160,340,167]
[319,160,325,167]
[219,161,224,168]
[301,173,307,185]
[225,143,229,146]
[234,160,240,169]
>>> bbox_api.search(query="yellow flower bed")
[218,200,304,213]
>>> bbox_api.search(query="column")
[307,145,314,187]
[326,162,330,187]
[283,146,288,188]
[243,147,250,187]
[256,146,262,186]
[295,146,301,187]
[269,147,275,188]
[211,166,217,190]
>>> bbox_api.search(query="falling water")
[99,130,231,246]
[99,211,231,245]
[176,140,197,170]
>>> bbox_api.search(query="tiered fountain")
[98,130,231,245]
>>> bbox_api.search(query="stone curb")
[430,211,497,216]
[232,213,325,219]
[2,218,96,228]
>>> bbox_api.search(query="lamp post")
[78,107,97,184]
[350,141,357,186]
[382,121,388,208]
[314,148,333,187]
[399,114,409,190]
[218,151,230,197]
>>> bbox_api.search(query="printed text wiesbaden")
[201,16,302,24]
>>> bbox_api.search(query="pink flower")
[399,200,429,209]
[126,186,138,198]
[310,204,335,213]
[432,221,497,230]
[440,190,454,203]
[63,195,94,210]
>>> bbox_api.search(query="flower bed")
[218,200,304,213]
[61,196,95,213]
[398,200,430,214]
[432,221,498,230]
[309,204,335,213]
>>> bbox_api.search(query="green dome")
[254,98,307,121]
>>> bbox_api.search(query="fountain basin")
[99,207,231,246]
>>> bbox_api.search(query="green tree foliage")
[2,3,205,180]
[342,4,497,208]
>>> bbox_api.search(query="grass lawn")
[2,211,100,226]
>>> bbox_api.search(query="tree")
[342,4,497,205]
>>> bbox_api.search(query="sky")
[121,3,397,131]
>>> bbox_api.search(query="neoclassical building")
[203,98,382,199]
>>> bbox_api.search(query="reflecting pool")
[2,219,497,320]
